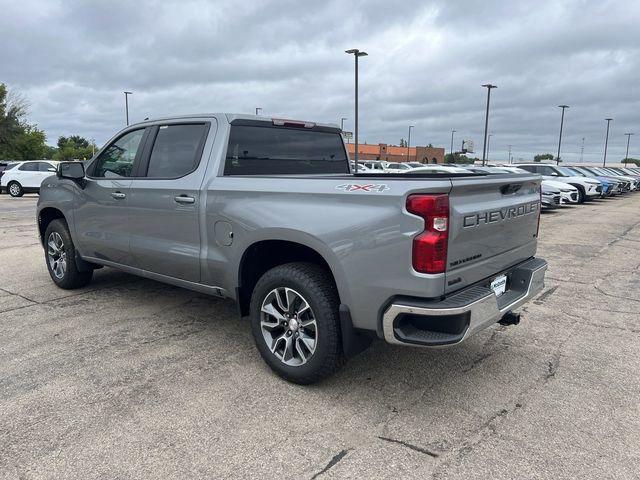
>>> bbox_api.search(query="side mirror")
[550,171,558,176]
[58,161,85,180]
[47,167,57,172]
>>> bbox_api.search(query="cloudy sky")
[2,0,639,162]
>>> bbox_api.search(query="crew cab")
[37,114,547,383]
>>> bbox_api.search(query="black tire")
[250,262,344,384]
[571,184,585,203]
[8,181,23,197]
[44,219,93,289]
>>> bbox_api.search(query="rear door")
[74,128,147,264]
[127,121,212,282]
[16,162,41,187]
[445,174,541,293]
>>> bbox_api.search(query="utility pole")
[345,48,368,172]
[603,118,613,167]
[450,130,456,157]
[580,137,585,162]
[123,91,132,125]
[407,125,414,162]
[481,84,497,166]
[556,105,569,165]
[624,133,634,164]
[340,117,347,131]
[507,144,512,164]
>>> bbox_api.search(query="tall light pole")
[450,130,456,157]
[487,133,493,161]
[124,91,132,126]
[624,133,634,164]
[481,84,497,166]
[345,48,368,172]
[407,125,414,161]
[580,137,585,162]
[603,118,613,167]
[255,107,262,116]
[507,144,513,164]
[340,117,347,131]
[556,105,569,165]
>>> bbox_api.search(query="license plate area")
[491,274,508,297]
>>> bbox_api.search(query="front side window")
[224,125,349,175]
[38,162,55,172]
[146,124,207,178]
[93,129,145,178]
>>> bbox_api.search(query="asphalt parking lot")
[1,194,639,479]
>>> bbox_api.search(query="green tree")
[54,135,95,160]
[0,83,50,161]
[444,152,475,164]
[534,153,555,162]
[622,157,640,166]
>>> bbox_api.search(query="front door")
[127,122,211,282]
[74,128,147,264]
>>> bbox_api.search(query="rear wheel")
[8,181,23,197]
[44,219,93,289]
[250,262,344,384]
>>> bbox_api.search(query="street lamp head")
[482,84,497,89]
[357,51,368,57]
[605,118,613,121]
[124,91,132,95]
[625,132,634,136]
[346,48,367,56]
[558,104,569,109]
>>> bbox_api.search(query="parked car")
[516,163,601,203]
[382,162,414,172]
[1,160,60,197]
[0,162,18,193]
[541,183,562,209]
[563,166,618,197]
[37,114,547,383]
[600,167,640,190]
[573,166,631,193]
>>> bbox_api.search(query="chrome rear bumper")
[382,258,547,347]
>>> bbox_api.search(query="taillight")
[406,194,449,274]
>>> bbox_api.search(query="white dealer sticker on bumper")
[491,275,507,297]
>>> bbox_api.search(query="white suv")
[1,160,59,197]
[516,163,601,203]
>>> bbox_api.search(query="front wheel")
[44,219,93,289]
[250,262,344,384]
[8,181,23,197]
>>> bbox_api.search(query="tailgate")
[445,174,541,294]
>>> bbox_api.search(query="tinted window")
[93,129,145,178]
[19,162,39,171]
[518,165,537,174]
[38,162,55,172]
[224,126,348,175]
[146,124,207,178]
[3,163,18,171]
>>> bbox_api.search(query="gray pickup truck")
[37,114,547,383]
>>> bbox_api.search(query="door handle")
[111,191,126,199]
[174,195,195,204]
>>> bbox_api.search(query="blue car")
[565,166,617,197]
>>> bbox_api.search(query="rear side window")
[224,125,349,175]
[146,124,208,178]
[19,162,39,171]
[3,163,18,171]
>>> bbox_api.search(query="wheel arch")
[236,239,344,318]
[38,207,66,247]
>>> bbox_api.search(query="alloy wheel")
[47,232,67,279]
[260,287,317,366]
[9,183,20,196]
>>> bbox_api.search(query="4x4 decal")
[335,183,389,192]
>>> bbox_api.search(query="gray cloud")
[1,0,638,162]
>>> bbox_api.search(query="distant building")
[345,143,445,164]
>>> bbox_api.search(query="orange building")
[345,143,445,164]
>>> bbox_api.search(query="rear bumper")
[382,257,547,347]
